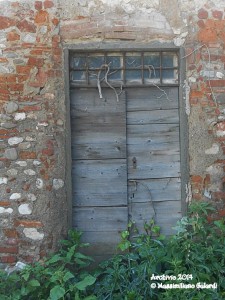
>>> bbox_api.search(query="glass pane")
[106,55,123,68]
[72,56,86,69]
[144,69,160,84]
[108,70,122,81]
[162,69,178,84]
[71,71,86,81]
[144,53,160,68]
[125,70,142,83]
[125,54,141,69]
[162,53,178,68]
[88,55,105,69]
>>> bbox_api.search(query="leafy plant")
[1,202,225,300]
[92,202,225,299]
[0,230,97,300]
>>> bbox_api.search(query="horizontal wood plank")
[128,178,181,202]
[72,159,127,206]
[127,109,179,125]
[126,87,179,111]
[73,207,128,231]
[71,89,126,160]
[128,160,180,179]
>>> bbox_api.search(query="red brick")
[8,84,24,92]
[44,0,54,8]
[17,19,36,33]
[19,151,37,159]
[35,1,42,10]
[0,128,18,139]
[197,20,205,28]
[20,105,42,112]
[0,201,10,207]
[7,30,20,41]
[52,18,59,26]
[190,90,204,98]
[0,246,18,254]
[16,65,32,75]
[191,175,203,184]
[14,220,43,228]
[27,57,44,67]
[42,148,54,156]
[198,28,217,43]
[35,10,49,24]
[207,80,225,87]
[3,229,18,238]
[0,256,16,264]
[212,10,223,20]
[198,8,208,19]
[0,16,15,30]
[29,69,47,87]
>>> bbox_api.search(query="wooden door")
[69,50,182,258]
[127,87,181,235]
[70,88,128,261]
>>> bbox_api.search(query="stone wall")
[1,0,225,265]
[0,0,68,265]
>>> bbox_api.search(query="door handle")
[132,157,137,169]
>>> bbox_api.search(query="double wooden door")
[70,86,181,260]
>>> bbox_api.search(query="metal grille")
[70,50,179,87]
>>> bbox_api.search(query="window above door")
[70,51,179,87]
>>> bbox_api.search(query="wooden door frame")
[64,42,189,230]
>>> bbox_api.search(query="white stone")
[8,137,24,145]
[27,193,37,201]
[5,101,19,114]
[14,113,26,121]
[25,136,36,142]
[205,143,220,155]
[15,161,27,167]
[216,130,225,137]
[0,207,13,214]
[37,122,48,127]
[23,228,44,240]
[181,32,188,38]
[7,169,18,176]
[39,26,48,34]
[18,142,31,150]
[173,36,185,46]
[5,148,18,160]
[36,178,44,189]
[24,169,36,176]
[53,179,64,190]
[188,77,196,83]
[0,177,8,184]
[33,160,41,166]
[216,72,224,79]
[10,193,21,200]
[22,34,36,43]
[18,203,32,215]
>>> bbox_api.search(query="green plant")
[0,230,97,300]
[92,202,225,299]
[1,202,225,300]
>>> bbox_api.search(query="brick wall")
[0,0,225,266]
[0,0,68,266]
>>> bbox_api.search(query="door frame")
[64,42,189,230]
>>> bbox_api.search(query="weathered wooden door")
[127,87,181,235]
[70,88,128,261]
[69,51,182,259]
